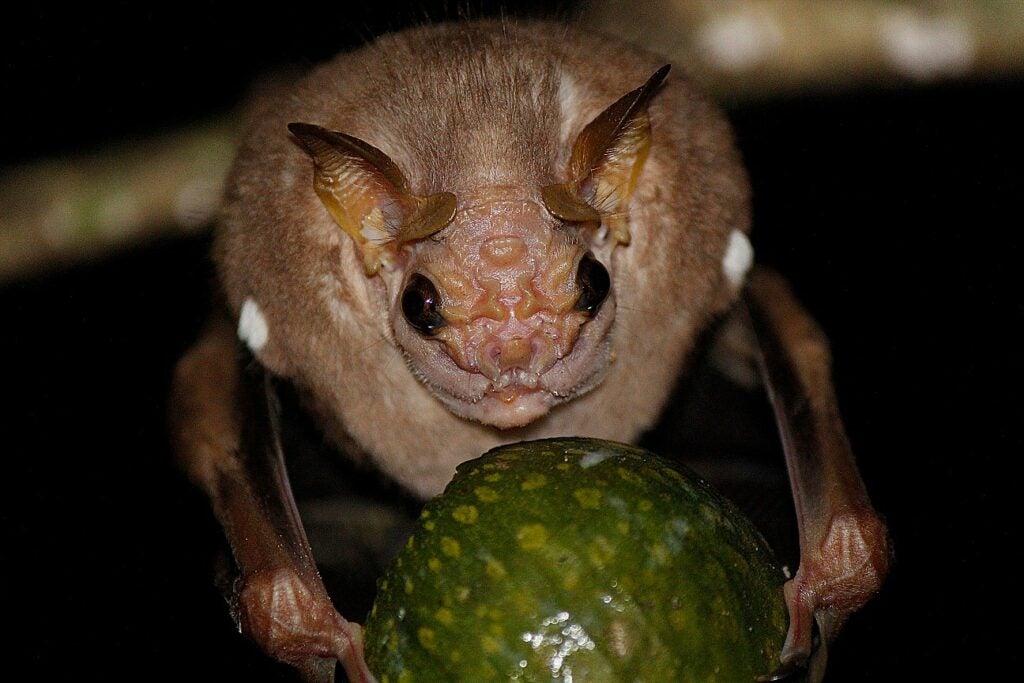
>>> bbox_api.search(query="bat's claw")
[756,613,825,683]
[756,657,807,682]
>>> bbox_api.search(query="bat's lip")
[433,304,613,429]
[422,367,556,427]
[472,386,555,429]
[396,290,615,428]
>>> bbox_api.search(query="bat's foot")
[237,568,377,683]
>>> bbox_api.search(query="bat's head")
[287,67,669,429]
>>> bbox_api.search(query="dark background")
[1,2,1019,680]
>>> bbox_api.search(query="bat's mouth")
[489,366,542,392]
[423,300,614,429]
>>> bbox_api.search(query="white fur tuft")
[722,230,754,287]
[557,71,581,146]
[238,297,269,353]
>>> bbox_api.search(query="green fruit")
[364,437,787,682]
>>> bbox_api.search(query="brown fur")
[213,19,750,498]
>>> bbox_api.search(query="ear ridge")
[566,64,669,183]
[543,64,669,245]
[540,184,601,225]
[288,123,456,274]
[402,192,459,243]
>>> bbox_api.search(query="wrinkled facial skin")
[391,186,614,429]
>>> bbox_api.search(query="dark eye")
[574,252,610,316]
[402,274,446,335]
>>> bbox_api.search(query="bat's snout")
[476,332,557,390]
[396,192,616,427]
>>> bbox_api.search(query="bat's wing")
[170,315,376,683]
[744,268,891,682]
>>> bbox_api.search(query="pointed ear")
[288,123,457,274]
[542,64,670,245]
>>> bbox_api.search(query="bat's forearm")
[169,316,375,683]
[745,268,891,674]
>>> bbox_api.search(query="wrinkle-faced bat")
[170,19,890,683]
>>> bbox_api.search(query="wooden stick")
[0,117,237,280]
[581,0,1024,101]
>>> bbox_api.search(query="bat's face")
[390,186,614,429]
[214,21,751,495]
[283,64,673,433]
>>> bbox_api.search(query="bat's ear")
[288,123,457,274]
[542,64,670,245]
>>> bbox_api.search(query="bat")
[169,18,890,683]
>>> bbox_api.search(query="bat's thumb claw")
[761,602,830,683]
[332,619,377,683]
[756,656,808,682]
[780,576,816,665]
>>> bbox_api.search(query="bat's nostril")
[476,341,502,381]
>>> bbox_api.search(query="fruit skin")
[364,437,788,682]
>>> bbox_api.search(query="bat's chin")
[435,380,569,429]
[466,387,558,429]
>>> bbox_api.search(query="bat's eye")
[574,252,610,316]
[402,273,446,335]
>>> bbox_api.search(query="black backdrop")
[2,2,1019,681]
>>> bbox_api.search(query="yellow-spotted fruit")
[364,437,787,681]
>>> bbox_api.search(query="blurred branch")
[0,118,237,282]
[580,0,1024,100]
[2,1,1022,282]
